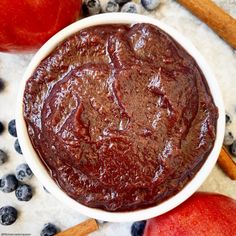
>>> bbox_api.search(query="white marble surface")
[0,0,236,235]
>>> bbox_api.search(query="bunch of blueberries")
[0,170,33,225]
[0,78,58,235]
[83,0,161,15]
[0,119,33,226]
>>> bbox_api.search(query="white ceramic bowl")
[16,13,225,222]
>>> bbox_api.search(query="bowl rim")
[16,13,225,222]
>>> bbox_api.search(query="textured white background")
[0,0,236,235]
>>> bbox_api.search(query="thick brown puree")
[23,24,218,212]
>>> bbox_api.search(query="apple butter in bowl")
[22,21,218,213]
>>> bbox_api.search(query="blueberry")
[102,0,119,13]
[224,129,234,146]
[0,206,17,225]
[0,174,18,193]
[0,121,4,135]
[15,163,33,181]
[131,221,146,236]
[230,140,236,157]
[83,0,101,15]
[0,78,5,92]
[0,150,7,165]
[41,223,59,236]
[141,0,160,11]
[225,112,232,126]
[14,139,22,155]
[8,119,17,137]
[15,184,32,201]
[121,2,141,13]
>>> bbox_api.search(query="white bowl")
[16,13,225,222]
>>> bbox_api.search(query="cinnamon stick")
[176,0,236,49]
[56,219,99,236]
[218,146,236,180]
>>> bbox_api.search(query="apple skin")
[0,0,82,53]
[144,192,236,236]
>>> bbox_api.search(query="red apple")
[144,192,236,236]
[0,0,82,53]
